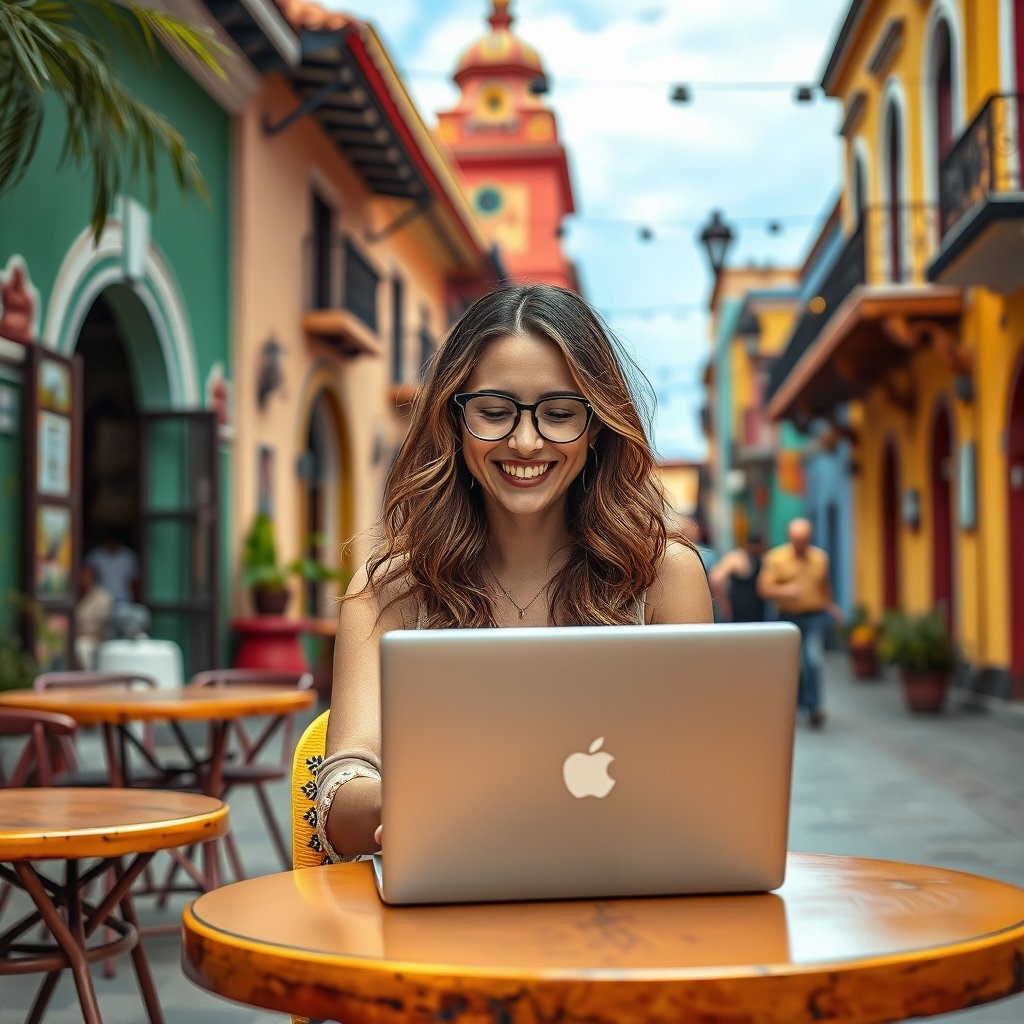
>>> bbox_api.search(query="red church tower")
[438,0,579,291]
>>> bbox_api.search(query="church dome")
[454,1,545,83]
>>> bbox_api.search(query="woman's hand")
[374,824,383,850]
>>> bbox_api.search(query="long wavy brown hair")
[364,284,686,626]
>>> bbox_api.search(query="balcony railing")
[305,234,380,332]
[939,93,1022,239]
[766,204,937,403]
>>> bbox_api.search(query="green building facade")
[0,33,235,678]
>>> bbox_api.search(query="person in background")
[73,564,113,669]
[85,530,140,605]
[708,531,766,623]
[757,518,842,729]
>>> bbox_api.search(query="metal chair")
[186,669,315,877]
[0,706,78,789]
[32,670,176,787]
[0,707,85,950]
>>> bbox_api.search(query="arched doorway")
[882,441,901,610]
[885,103,905,282]
[930,403,954,631]
[1008,359,1024,688]
[71,284,220,675]
[299,390,350,617]
[77,294,140,558]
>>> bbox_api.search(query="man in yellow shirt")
[757,518,843,728]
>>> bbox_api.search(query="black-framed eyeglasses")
[452,391,594,443]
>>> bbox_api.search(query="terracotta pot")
[848,643,880,680]
[252,585,290,616]
[901,668,949,713]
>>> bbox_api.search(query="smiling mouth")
[498,461,553,480]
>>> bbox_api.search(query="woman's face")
[457,332,600,519]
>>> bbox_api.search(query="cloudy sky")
[321,0,851,459]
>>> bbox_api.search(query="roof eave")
[820,0,870,94]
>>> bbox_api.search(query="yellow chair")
[290,709,331,1024]
[291,709,331,870]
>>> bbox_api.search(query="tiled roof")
[273,0,352,32]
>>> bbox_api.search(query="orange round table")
[182,853,1024,1024]
[0,685,315,893]
[1,789,228,1024]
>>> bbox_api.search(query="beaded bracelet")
[314,757,382,863]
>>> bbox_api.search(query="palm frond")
[0,73,43,193]
[0,0,225,240]
[80,1,230,77]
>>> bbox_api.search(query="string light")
[402,67,831,96]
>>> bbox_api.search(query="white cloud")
[320,0,850,458]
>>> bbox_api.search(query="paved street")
[3,653,1024,1022]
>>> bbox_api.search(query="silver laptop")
[373,622,800,905]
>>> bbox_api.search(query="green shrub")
[879,610,956,673]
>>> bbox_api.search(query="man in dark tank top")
[708,532,766,623]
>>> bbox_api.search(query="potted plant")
[843,604,880,680]
[241,516,347,616]
[879,609,957,713]
[241,513,292,615]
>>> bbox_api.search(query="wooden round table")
[1,789,229,1024]
[0,685,315,893]
[0,683,316,727]
[181,853,1024,1023]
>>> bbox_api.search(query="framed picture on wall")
[37,410,71,496]
[37,357,72,413]
[35,505,73,600]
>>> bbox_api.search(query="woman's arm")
[321,564,404,859]
[646,540,714,625]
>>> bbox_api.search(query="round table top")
[0,685,315,724]
[0,789,229,860]
[182,853,1024,1024]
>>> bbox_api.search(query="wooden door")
[883,442,901,610]
[930,406,954,632]
[1008,362,1024,686]
[138,411,220,676]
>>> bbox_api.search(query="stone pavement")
[3,654,1024,1023]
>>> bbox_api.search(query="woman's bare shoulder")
[340,555,417,633]
[646,540,714,624]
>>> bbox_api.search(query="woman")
[317,284,712,862]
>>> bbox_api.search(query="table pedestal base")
[0,853,162,1024]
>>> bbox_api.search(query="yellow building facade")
[766,0,1024,696]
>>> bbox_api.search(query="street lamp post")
[698,210,735,277]
[698,209,737,556]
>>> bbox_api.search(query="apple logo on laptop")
[562,737,616,798]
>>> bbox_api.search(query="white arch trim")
[42,218,199,406]
[920,0,967,206]
[1000,0,1016,91]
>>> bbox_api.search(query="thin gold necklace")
[485,562,551,620]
